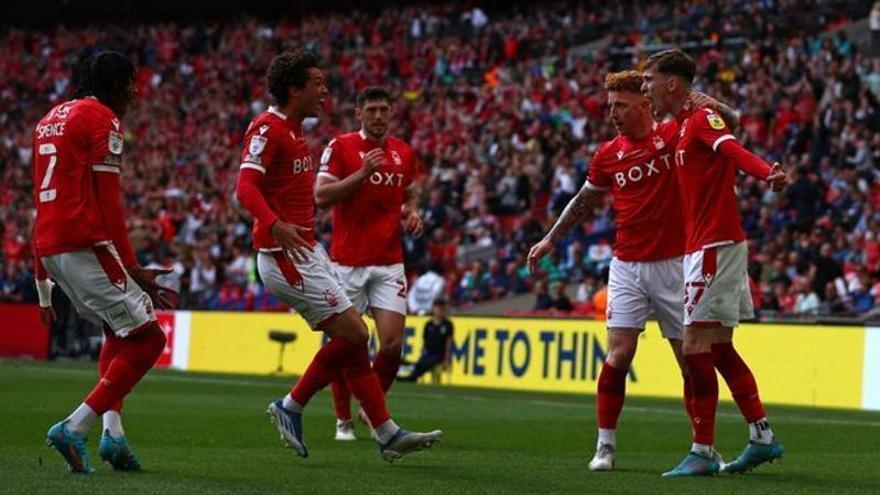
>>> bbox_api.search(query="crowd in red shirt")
[1,0,879,319]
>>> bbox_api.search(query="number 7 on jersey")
[37,143,58,203]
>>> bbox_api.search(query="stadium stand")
[2,0,879,323]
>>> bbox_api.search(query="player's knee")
[122,322,166,370]
[342,313,370,347]
[378,333,402,356]
[607,345,636,368]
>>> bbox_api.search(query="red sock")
[596,362,628,429]
[342,347,391,427]
[330,376,352,421]
[98,330,124,412]
[85,326,165,414]
[684,353,718,445]
[372,351,401,393]
[682,374,695,422]
[290,338,357,407]
[712,342,766,422]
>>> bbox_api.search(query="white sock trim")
[374,419,400,445]
[282,394,303,413]
[597,428,616,448]
[103,410,125,438]
[66,403,97,436]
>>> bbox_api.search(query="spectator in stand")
[2,0,880,318]
[408,263,446,316]
[794,279,821,315]
[549,281,574,314]
[533,280,552,311]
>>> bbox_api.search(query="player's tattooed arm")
[546,183,603,243]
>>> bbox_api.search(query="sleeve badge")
[108,131,124,155]
[707,113,726,130]
[249,135,268,156]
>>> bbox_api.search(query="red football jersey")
[239,107,316,250]
[318,130,418,266]
[32,98,124,256]
[674,107,746,254]
[585,120,683,262]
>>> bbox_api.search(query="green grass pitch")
[1,359,879,494]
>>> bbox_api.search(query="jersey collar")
[268,106,287,120]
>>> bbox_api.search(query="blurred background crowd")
[4,0,880,350]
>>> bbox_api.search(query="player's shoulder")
[592,137,622,166]
[65,98,118,127]
[72,97,116,119]
[244,111,285,137]
[386,135,412,152]
[656,118,680,135]
[691,107,727,131]
[331,131,362,148]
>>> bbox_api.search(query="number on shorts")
[684,281,706,314]
[38,143,58,203]
[396,279,406,298]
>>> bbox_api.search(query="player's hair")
[644,48,696,84]
[603,70,644,93]
[356,86,392,107]
[266,50,320,106]
[73,51,136,105]
[433,297,448,307]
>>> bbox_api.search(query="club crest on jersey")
[707,113,726,130]
[108,131,124,155]
[249,135,268,156]
[391,150,401,165]
[653,135,665,150]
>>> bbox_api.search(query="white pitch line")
[6,363,880,428]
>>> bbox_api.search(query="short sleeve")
[692,109,737,153]
[83,107,124,173]
[585,146,611,191]
[239,122,279,175]
[318,138,347,181]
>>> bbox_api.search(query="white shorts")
[257,244,352,329]
[333,263,407,316]
[606,256,684,339]
[683,241,755,328]
[42,244,156,337]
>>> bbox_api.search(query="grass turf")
[0,359,878,495]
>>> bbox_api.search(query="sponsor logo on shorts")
[104,301,135,330]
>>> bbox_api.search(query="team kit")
[31,48,784,477]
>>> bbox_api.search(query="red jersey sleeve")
[693,109,772,179]
[239,122,279,175]
[236,122,282,227]
[585,145,611,191]
[82,106,137,267]
[692,108,738,154]
[318,137,348,181]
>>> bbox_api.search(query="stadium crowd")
[2,0,880,324]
